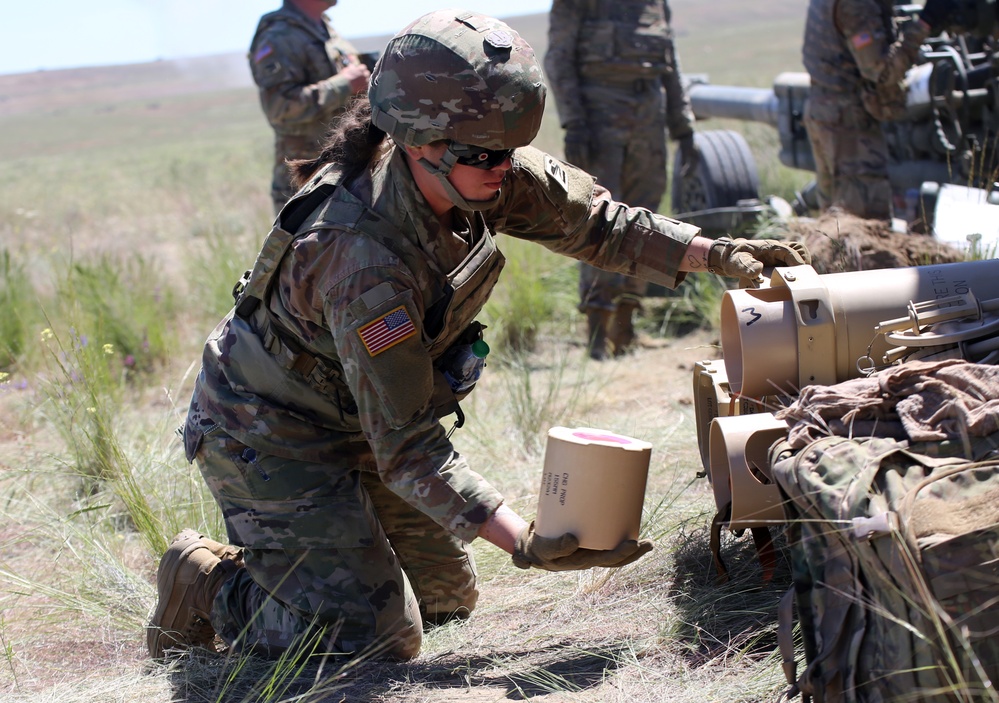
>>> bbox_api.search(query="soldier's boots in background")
[607,299,641,357]
[586,308,612,360]
[147,529,244,658]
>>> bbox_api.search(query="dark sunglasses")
[448,142,514,169]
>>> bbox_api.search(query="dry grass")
[0,327,793,703]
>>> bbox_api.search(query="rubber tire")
[671,129,760,214]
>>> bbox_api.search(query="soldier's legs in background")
[620,86,668,214]
[360,473,477,627]
[270,157,294,215]
[804,96,892,221]
[271,134,318,214]
[608,277,646,357]
[834,124,892,222]
[197,432,423,660]
[579,263,617,360]
[576,109,631,360]
[804,111,835,212]
[597,91,667,356]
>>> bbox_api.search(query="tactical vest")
[576,0,673,79]
[232,162,505,425]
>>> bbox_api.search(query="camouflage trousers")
[195,429,479,660]
[803,91,893,222]
[270,132,324,214]
[570,79,667,311]
[578,263,646,311]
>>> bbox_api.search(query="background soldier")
[249,0,370,213]
[802,0,958,222]
[545,0,699,360]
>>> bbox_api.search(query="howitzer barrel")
[688,84,781,127]
[687,73,814,171]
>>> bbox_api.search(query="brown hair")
[288,95,388,187]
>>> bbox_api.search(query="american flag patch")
[358,306,417,356]
[851,32,873,50]
[253,44,274,63]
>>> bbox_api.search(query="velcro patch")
[357,305,417,356]
[359,281,395,310]
[544,154,569,192]
[253,44,274,63]
[851,32,873,50]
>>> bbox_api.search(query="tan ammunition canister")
[720,261,999,397]
[533,427,652,551]
[707,412,789,529]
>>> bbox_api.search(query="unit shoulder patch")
[544,154,570,192]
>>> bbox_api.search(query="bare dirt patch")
[783,211,966,273]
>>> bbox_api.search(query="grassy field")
[0,3,810,701]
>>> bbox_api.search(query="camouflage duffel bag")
[771,435,999,703]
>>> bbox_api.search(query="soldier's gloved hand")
[708,237,811,282]
[919,0,958,34]
[512,521,653,571]
[563,121,591,169]
[678,133,700,176]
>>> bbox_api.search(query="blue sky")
[0,0,553,76]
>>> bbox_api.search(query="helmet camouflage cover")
[369,9,547,150]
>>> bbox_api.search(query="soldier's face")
[450,159,510,199]
[410,142,512,203]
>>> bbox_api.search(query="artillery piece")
[672,2,999,243]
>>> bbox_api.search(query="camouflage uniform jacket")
[803,0,929,118]
[184,145,698,542]
[544,0,694,138]
[248,2,359,144]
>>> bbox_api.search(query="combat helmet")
[369,9,547,210]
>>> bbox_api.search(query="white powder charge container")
[533,426,652,551]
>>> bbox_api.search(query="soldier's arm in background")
[250,25,365,130]
[835,0,929,91]
[661,0,695,141]
[544,0,588,129]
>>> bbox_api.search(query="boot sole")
[146,529,205,658]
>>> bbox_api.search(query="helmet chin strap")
[416,150,501,212]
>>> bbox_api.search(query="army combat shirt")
[803,0,929,96]
[185,146,699,543]
[544,0,694,137]
[248,1,359,143]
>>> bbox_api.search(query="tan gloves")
[512,522,653,571]
[708,237,811,282]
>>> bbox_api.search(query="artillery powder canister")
[720,260,999,398]
[533,427,652,551]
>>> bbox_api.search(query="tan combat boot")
[147,529,244,658]
[608,299,641,357]
[585,308,612,361]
